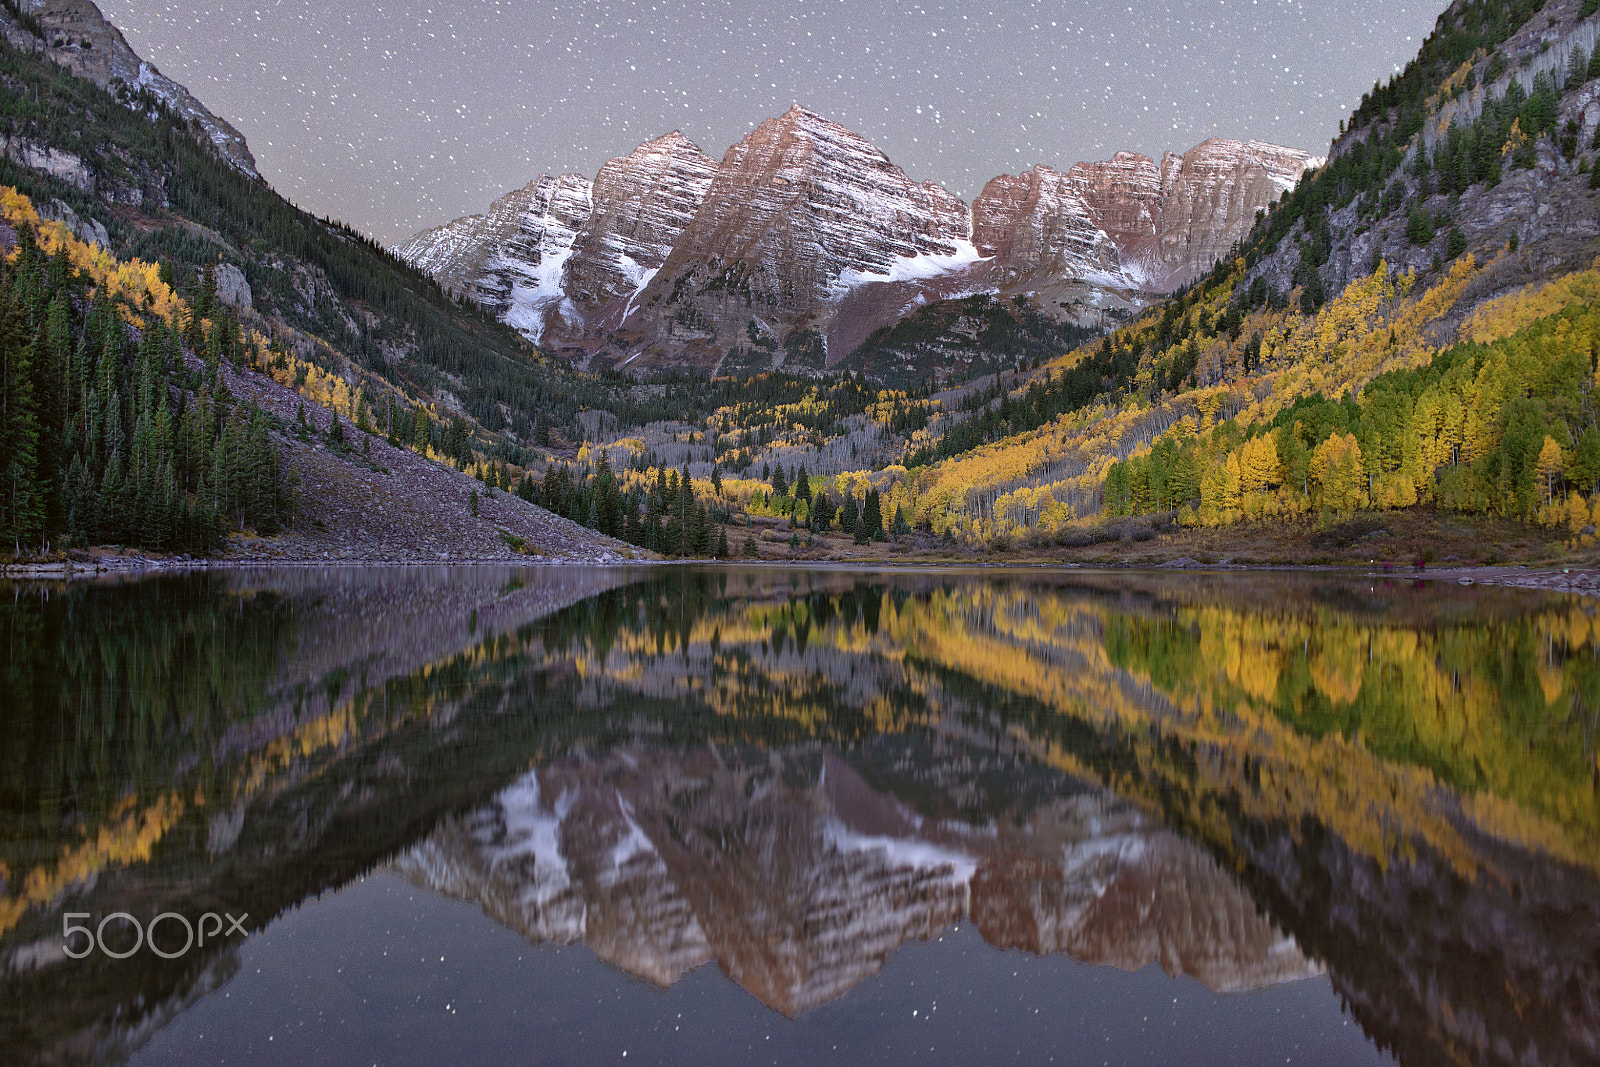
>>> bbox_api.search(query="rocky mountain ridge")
[396,107,1320,376]
[1241,0,1600,334]
[1,0,257,177]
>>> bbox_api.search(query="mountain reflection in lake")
[1,566,1596,1067]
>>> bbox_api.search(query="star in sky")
[100,0,1441,245]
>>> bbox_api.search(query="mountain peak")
[640,130,703,154]
[399,112,1318,374]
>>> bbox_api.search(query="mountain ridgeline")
[396,112,1319,380]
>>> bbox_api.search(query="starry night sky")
[99,1,1444,246]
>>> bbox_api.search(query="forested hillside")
[8,0,1600,564]
[558,0,1600,560]
[0,189,285,554]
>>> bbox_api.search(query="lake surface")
[1,566,1597,1066]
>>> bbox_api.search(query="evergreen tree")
[862,489,884,541]
[841,493,860,541]
[811,490,835,531]
[0,285,40,554]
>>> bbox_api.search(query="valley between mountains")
[2,0,1600,577]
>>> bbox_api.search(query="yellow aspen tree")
[1223,452,1243,522]
[1198,459,1231,526]
[1536,435,1565,508]
[1564,493,1589,533]
[1311,433,1366,520]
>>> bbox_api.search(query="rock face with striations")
[562,131,719,337]
[972,139,1320,295]
[1156,139,1317,282]
[619,106,975,371]
[2,0,257,177]
[396,110,1318,374]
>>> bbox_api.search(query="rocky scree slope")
[216,357,637,564]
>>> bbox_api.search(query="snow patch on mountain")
[830,238,988,297]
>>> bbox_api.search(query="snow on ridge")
[489,773,577,913]
[829,238,986,297]
[501,241,578,344]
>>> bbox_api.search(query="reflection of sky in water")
[132,872,1387,1067]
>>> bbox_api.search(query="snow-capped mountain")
[396,107,1319,374]
[620,106,975,370]
[563,130,720,335]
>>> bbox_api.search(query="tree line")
[0,223,288,556]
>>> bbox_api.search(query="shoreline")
[5,553,1598,596]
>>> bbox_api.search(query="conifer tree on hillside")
[811,490,834,532]
[862,489,884,542]
[0,286,39,554]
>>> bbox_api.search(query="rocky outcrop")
[397,110,1317,375]
[8,0,257,177]
[34,197,107,247]
[972,140,1321,294]
[392,749,1319,1015]
[563,131,719,336]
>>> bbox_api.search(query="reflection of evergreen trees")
[0,579,300,848]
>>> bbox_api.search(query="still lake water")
[1,566,1597,1066]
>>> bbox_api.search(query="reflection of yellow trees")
[580,584,1600,881]
[1308,620,1366,707]
[0,793,187,938]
